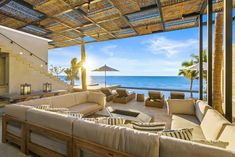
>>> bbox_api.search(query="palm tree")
[191,49,207,64]
[212,7,224,114]
[178,60,199,97]
[64,58,82,86]
[49,65,65,77]
[191,50,207,80]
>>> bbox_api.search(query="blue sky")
[49,16,235,76]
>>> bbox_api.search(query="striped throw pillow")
[83,117,126,125]
[132,122,166,133]
[159,128,193,141]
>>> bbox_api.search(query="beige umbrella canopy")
[92,64,119,87]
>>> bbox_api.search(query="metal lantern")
[43,82,52,92]
[20,83,31,95]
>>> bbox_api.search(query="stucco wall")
[0,26,48,63]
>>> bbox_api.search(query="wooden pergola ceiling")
[0,0,234,49]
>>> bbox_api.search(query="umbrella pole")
[105,70,106,87]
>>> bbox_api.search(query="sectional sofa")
[2,95,235,157]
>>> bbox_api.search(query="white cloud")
[101,45,117,57]
[146,36,198,57]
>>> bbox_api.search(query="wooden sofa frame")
[73,137,135,157]
[25,123,73,157]
[2,114,26,153]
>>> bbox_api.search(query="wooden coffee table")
[106,107,152,123]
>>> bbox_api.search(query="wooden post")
[207,0,213,106]
[199,14,203,100]
[81,39,87,90]
[224,0,233,122]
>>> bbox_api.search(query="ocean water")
[59,76,206,98]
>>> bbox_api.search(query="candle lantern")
[43,82,52,92]
[20,83,31,95]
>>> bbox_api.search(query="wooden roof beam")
[106,0,139,35]
[73,9,117,38]
[59,1,117,39]
[156,0,165,31]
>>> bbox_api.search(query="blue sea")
[59,76,206,98]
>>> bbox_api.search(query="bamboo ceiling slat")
[135,23,163,34]
[110,0,141,15]
[34,0,70,16]
[61,30,82,39]
[99,18,128,31]
[0,14,25,28]
[0,0,232,48]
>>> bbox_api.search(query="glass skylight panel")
[127,8,160,22]
[0,1,44,21]
[115,29,135,35]
[21,25,48,35]
[165,18,196,27]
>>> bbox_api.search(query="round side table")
[137,94,145,102]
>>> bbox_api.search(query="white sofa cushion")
[200,109,230,141]
[68,103,103,116]
[218,125,235,151]
[195,100,211,122]
[73,119,159,157]
[20,97,51,106]
[51,94,76,108]
[31,132,66,155]
[87,91,106,107]
[27,108,74,134]
[159,136,235,157]
[171,115,205,140]
[167,99,195,115]
[5,104,33,121]
[74,92,88,104]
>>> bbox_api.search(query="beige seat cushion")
[171,115,205,140]
[27,108,74,134]
[31,132,66,155]
[167,99,195,115]
[20,97,51,107]
[218,125,235,151]
[160,136,235,157]
[73,119,159,157]
[116,89,129,97]
[149,91,162,99]
[5,104,33,121]
[195,100,211,122]
[51,94,76,108]
[68,103,103,116]
[200,109,231,141]
[74,92,88,104]
[87,92,106,107]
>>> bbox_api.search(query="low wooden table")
[137,93,145,102]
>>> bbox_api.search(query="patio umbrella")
[185,62,207,71]
[92,64,119,87]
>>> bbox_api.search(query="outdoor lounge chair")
[113,89,135,104]
[169,92,185,99]
[145,91,164,108]
[100,88,117,102]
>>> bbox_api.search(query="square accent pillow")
[158,128,193,141]
[132,122,166,133]
[83,117,126,126]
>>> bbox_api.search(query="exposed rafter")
[156,0,165,31]
[106,0,139,35]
